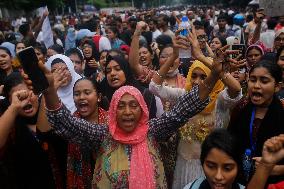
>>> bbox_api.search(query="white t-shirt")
[152,29,162,41]
[99,36,111,52]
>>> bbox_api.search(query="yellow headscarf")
[185,60,224,114]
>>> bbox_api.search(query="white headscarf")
[46,54,81,113]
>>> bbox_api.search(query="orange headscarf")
[185,60,224,114]
[108,86,155,189]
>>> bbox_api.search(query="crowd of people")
[0,4,284,189]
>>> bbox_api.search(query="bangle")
[156,71,165,79]
[202,81,213,90]
[220,72,230,82]
[45,101,62,112]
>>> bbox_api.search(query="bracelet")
[45,101,62,112]
[220,72,230,82]
[156,71,165,79]
[202,81,213,90]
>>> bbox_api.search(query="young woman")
[183,129,245,189]
[47,44,64,59]
[276,46,284,100]
[96,50,108,82]
[228,60,284,185]
[34,42,47,63]
[23,46,227,188]
[0,46,15,85]
[149,29,242,189]
[129,22,163,86]
[246,44,264,69]
[0,73,67,189]
[99,55,162,118]
[106,26,125,49]
[81,39,100,78]
[67,78,108,189]
[209,37,227,52]
[45,54,81,113]
[15,42,26,53]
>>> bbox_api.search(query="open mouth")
[111,77,120,84]
[212,182,226,189]
[23,104,34,114]
[251,91,263,101]
[78,102,89,112]
[139,57,147,65]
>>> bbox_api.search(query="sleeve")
[99,36,111,51]
[149,80,186,103]
[149,85,209,141]
[46,104,108,147]
[215,88,243,128]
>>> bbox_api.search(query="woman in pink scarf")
[23,47,228,188]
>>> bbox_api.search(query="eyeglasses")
[197,35,208,41]
[275,37,284,42]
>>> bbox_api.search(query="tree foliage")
[0,0,64,11]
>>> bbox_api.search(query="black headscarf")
[81,39,100,78]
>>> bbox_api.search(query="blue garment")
[110,38,125,49]
[65,28,76,51]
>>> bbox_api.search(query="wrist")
[9,104,20,114]
[134,30,141,36]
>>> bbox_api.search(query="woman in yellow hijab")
[172,60,243,189]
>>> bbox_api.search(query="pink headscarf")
[108,86,155,189]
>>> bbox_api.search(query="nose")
[193,78,202,86]
[214,169,224,181]
[254,80,261,88]
[124,105,132,115]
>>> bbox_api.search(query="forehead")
[196,29,206,36]
[192,67,207,75]
[9,83,28,96]
[51,62,67,69]
[250,67,273,78]
[160,47,173,54]
[69,53,81,61]
[205,148,236,164]
[139,47,149,52]
[107,60,119,68]
[119,93,138,103]
[247,48,261,55]
[0,49,9,56]
[74,80,94,90]
[16,43,25,47]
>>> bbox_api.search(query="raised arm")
[23,63,107,147]
[250,9,265,45]
[247,135,284,189]
[129,21,145,77]
[0,90,32,149]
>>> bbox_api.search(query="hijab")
[65,27,76,51]
[108,85,155,189]
[99,55,144,102]
[81,39,100,78]
[46,54,81,113]
[185,60,224,114]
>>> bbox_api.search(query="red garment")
[108,86,155,189]
[268,181,284,189]
[92,35,101,52]
[275,24,284,32]
[67,108,108,189]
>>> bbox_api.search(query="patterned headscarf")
[185,60,224,114]
[108,85,155,189]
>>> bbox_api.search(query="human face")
[277,49,284,81]
[248,67,278,107]
[0,49,12,73]
[47,49,58,59]
[157,17,165,28]
[159,47,179,74]
[99,51,108,71]
[275,33,284,51]
[116,93,142,133]
[210,38,222,51]
[217,19,227,29]
[69,53,83,75]
[191,67,207,86]
[247,48,262,67]
[107,29,116,40]
[35,48,45,63]
[106,60,126,88]
[82,43,93,59]
[148,21,155,31]
[51,62,72,87]
[139,47,153,67]
[73,80,98,120]
[9,83,39,117]
[230,67,246,83]
[15,42,25,53]
[196,29,207,49]
[203,148,238,189]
